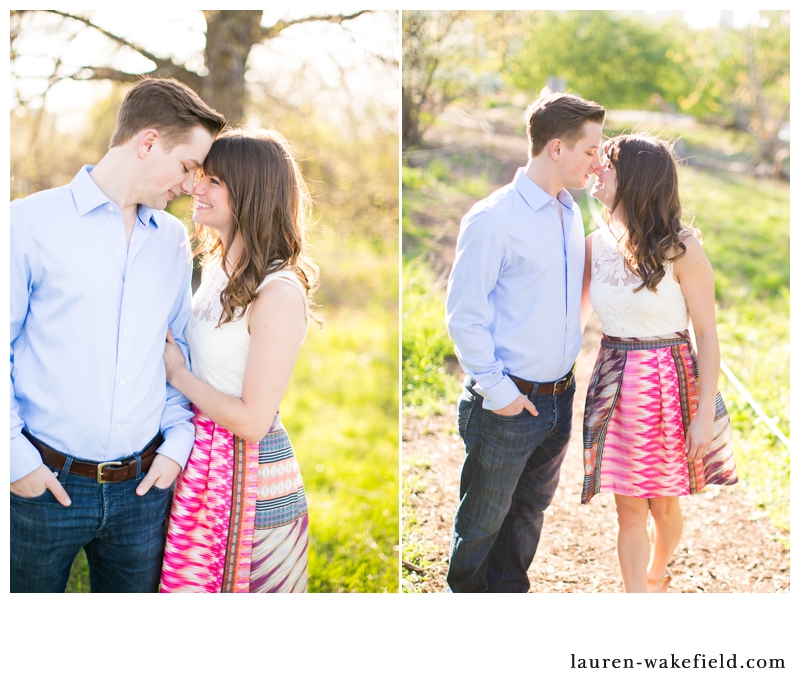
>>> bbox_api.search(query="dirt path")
[401,315,790,593]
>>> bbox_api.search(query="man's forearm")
[447,320,520,410]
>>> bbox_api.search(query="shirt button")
[118,237,124,243]
[115,423,121,430]
[122,332,128,338]
[568,325,572,329]
[119,379,126,385]
[550,201,555,206]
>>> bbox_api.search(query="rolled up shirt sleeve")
[445,210,520,410]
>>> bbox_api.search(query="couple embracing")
[445,88,738,593]
[11,78,315,593]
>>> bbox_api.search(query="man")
[10,78,226,592]
[445,88,605,592]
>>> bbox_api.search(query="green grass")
[401,164,447,236]
[402,157,493,259]
[312,234,399,310]
[403,157,491,204]
[717,300,790,531]
[604,119,761,164]
[401,156,484,415]
[678,165,790,532]
[401,160,464,414]
[65,550,89,593]
[680,167,790,303]
[402,257,461,415]
[284,300,399,592]
[400,450,439,592]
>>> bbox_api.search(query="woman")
[581,133,737,593]
[159,128,318,593]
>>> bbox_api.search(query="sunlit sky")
[684,10,759,29]
[668,9,759,29]
[11,9,399,130]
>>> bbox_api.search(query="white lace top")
[185,259,308,397]
[589,224,689,337]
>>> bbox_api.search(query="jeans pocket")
[486,407,528,421]
[133,469,171,494]
[9,488,53,503]
[457,397,475,441]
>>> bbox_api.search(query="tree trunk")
[402,87,421,149]
[202,10,263,124]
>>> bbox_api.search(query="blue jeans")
[447,377,575,593]
[10,458,171,593]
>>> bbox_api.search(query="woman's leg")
[614,494,650,593]
[647,496,682,589]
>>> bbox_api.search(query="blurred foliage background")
[10,9,399,593]
[401,10,789,544]
[403,10,789,163]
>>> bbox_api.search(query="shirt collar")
[513,168,575,213]
[70,166,110,216]
[137,204,160,230]
[70,165,162,230]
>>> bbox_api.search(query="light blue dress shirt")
[10,166,195,482]
[445,168,585,410]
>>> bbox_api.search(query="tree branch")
[260,10,370,40]
[338,24,399,67]
[47,11,168,67]
[68,67,157,83]
[44,10,203,89]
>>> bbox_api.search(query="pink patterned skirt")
[582,331,737,504]
[160,406,309,593]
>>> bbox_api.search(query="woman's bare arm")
[673,234,720,461]
[164,279,306,443]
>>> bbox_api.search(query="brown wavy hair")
[192,127,319,326]
[603,133,700,293]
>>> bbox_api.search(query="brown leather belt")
[22,430,163,484]
[509,365,575,397]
